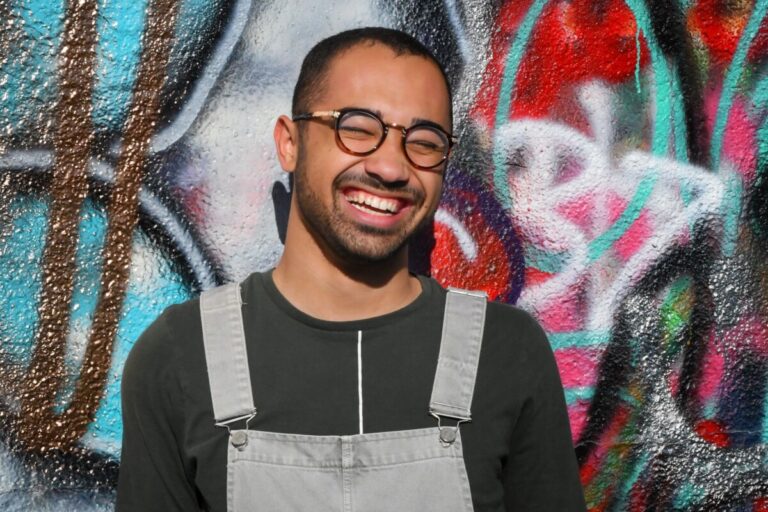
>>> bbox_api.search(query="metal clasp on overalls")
[215,409,257,451]
[430,412,469,447]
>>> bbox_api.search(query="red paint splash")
[474,0,650,125]
[695,419,730,448]
[431,211,513,301]
[688,0,768,66]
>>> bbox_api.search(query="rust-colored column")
[19,0,99,451]
[18,0,180,451]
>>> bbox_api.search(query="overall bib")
[199,283,487,512]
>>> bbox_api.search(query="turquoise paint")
[92,0,147,133]
[634,26,642,94]
[623,0,673,155]
[0,0,64,135]
[672,67,690,163]
[722,175,743,257]
[758,93,768,172]
[710,0,768,171]
[613,451,650,510]
[93,0,225,133]
[564,387,594,406]
[0,196,47,366]
[549,331,612,351]
[0,193,193,457]
[491,0,550,210]
[524,244,569,274]
[763,378,768,443]
[5,0,224,136]
[673,481,705,509]
[588,173,658,262]
[754,73,768,116]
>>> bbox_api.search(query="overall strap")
[199,283,256,424]
[429,288,487,421]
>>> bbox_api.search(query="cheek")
[424,177,444,208]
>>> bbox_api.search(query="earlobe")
[274,115,299,173]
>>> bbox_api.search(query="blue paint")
[0,192,194,458]
[492,0,550,210]
[710,0,768,171]
[717,357,767,448]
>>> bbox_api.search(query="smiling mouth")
[343,189,407,216]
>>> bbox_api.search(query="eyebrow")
[348,107,450,133]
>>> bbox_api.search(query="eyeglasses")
[292,108,456,170]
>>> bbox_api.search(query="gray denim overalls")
[199,283,487,512]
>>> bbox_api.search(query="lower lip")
[340,194,412,230]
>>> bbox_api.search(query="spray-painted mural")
[0,0,766,510]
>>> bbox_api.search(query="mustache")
[333,173,425,204]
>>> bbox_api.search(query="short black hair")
[292,27,452,121]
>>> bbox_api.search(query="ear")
[274,114,299,173]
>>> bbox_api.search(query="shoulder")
[423,278,553,369]
[122,296,203,392]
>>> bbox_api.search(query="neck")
[273,222,421,322]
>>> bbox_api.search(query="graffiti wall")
[0,0,766,509]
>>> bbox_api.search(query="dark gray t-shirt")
[117,272,586,511]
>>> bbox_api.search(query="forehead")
[316,43,451,127]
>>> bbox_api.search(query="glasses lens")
[337,111,383,154]
[405,126,449,168]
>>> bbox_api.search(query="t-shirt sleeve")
[116,307,201,512]
[501,309,587,511]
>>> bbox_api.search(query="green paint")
[711,0,768,170]
[492,0,550,210]
[588,174,658,261]
[660,278,693,353]
[548,331,612,351]
[564,387,595,405]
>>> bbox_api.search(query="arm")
[116,309,201,511]
[502,314,587,511]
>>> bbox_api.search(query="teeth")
[345,190,400,214]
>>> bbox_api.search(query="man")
[117,27,586,511]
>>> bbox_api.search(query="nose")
[362,127,411,185]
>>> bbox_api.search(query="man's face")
[291,43,451,264]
